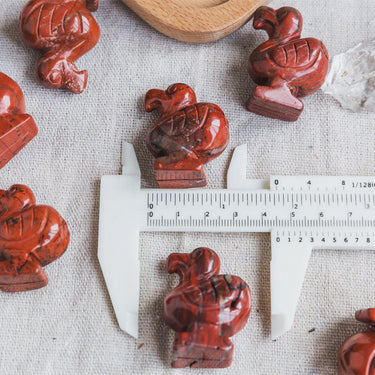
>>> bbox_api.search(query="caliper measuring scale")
[98,143,375,339]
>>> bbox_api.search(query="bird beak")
[166,253,190,274]
[144,89,168,113]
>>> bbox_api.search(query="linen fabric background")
[1,0,375,373]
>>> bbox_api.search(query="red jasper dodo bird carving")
[145,83,229,188]
[164,247,251,368]
[247,6,329,121]
[0,72,38,169]
[338,308,375,375]
[20,0,100,94]
[0,185,69,292]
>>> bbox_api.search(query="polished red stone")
[338,308,375,375]
[0,72,38,169]
[164,247,251,368]
[0,185,70,292]
[247,6,329,121]
[145,83,229,188]
[20,0,100,94]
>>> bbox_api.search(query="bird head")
[253,6,302,42]
[144,83,197,118]
[167,247,220,284]
[0,185,35,218]
[0,73,25,116]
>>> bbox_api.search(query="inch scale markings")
[98,143,375,340]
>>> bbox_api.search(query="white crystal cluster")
[322,40,375,112]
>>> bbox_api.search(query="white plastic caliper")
[98,143,375,339]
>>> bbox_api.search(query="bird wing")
[182,276,241,309]
[0,207,48,243]
[156,104,209,138]
[269,38,322,69]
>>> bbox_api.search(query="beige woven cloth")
[1,0,375,373]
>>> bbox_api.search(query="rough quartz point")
[322,40,375,112]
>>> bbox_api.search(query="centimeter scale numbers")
[144,190,375,247]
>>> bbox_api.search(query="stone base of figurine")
[0,258,48,292]
[246,85,304,122]
[0,114,38,168]
[0,277,47,293]
[154,155,207,188]
[171,330,233,368]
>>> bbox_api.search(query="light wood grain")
[121,0,270,43]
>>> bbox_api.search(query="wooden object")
[121,0,269,43]
[145,83,229,188]
[0,72,38,169]
[338,308,375,375]
[20,0,100,94]
[247,6,329,121]
[0,185,70,292]
[164,247,251,368]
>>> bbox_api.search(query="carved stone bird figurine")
[145,83,229,188]
[338,308,375,375]
[0,72,38,169]
[20,0,100,93]
[247,6,329,121]
[164,247,251,368]
[0,185,70,292]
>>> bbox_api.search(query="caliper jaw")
[270,233,312,340]
[98,143,142,338]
